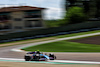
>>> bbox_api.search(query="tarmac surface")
[69,35,100,45]
[0,45,100,62]
[0,33,100,62]
[0,61,99,67]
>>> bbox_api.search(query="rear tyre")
[54,56,56,59]
[24,56,31,61]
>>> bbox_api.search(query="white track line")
[11,49,25,52]
[51,60,100,64]
[0,58,24,61]
[0,58,100,64]
[9,32,100,64]
[11,32,100,52]
[16,32,100,49]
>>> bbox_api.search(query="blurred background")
[0,0,100,42]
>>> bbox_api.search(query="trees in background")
[46,0,100,27]
[65,0,90,14]
[64,7,87,24]
[65,0,77,11]
[65,0,100,18]
[64,0,88,25]
[95,0,100,18]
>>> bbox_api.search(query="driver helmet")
[50,53,54,55]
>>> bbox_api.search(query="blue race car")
[24,52,56,61]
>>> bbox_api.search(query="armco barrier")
[0,21,100,41]
[0,28,100,43]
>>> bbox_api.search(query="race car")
[24,51,56,61]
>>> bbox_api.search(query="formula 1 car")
[24,52,56,61]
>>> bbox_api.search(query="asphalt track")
[0,58,100,64]
[0,32,100,64]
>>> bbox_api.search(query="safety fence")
[0,21,100,42]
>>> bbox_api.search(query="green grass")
[22,40,100,52]
[55,30,100,38]
[1,30,100,44]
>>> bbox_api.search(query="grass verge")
[55,30,100,38]
[0,30,100,47]
[0,37,56,47]
[22,40,100,52]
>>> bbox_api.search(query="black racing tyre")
[54,56,56,59]
[25,59,30,61]
[50,58,54,60]
[24,56,31,61]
